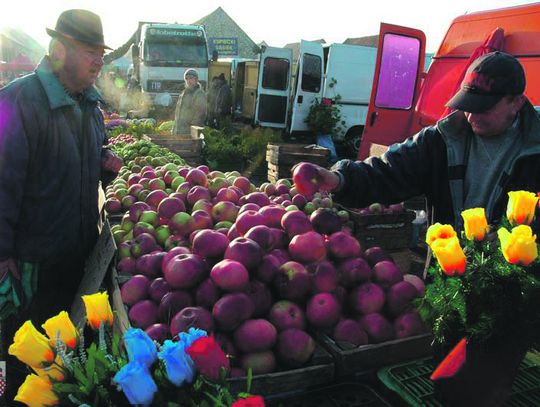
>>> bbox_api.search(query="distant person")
[0,8,122,402]
[206,75,219,126]
[172,68,206,135]
[213,73,232,128]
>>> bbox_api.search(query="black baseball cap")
[446,51,525,113]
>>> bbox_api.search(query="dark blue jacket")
[332,101,540,230]
[0,57,114,262]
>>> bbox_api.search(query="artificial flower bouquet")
[8,292,264,407]
[417,190,540,380]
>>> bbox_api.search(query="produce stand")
[317,333,432,378]
[266,143,329,183]
[377,355,540,406]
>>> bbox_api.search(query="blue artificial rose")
[178,327,207,348]
[158,339,196,387]
[123,328,157,367]
[113,362,157,406]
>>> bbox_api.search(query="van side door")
[289,40,324,133]
[358,23,426,160]
[255,46,293,129]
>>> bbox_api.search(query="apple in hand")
[292,162,339,199]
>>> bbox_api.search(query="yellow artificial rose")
[431,236,467,276]
[497,225,538,266]
[42,311,78,349]
[15,374,59,407]
[506,191,538,225]
[461,208,489,241]
[9,321,55,369]
[33,357,65,382]
[426,223,457,247]
[82,292,114,330]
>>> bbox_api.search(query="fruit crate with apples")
[143,134,203,166]
[266,143,329,183]
[108,266,336,397]
[316,332,432,378]
[347,209,416,251]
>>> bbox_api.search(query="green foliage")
[305,96,343,137]
[202,126,282,173]
[417,236,540,349]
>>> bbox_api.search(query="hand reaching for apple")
[292,162,341,198]
[101,149,123,173]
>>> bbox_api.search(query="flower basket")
[418,191,540,405]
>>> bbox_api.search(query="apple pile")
[357,202,406,215]
[106,134,138,146]
[110,163,426,378]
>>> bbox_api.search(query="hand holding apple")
[101,149,123,173]
[292,162,340,198]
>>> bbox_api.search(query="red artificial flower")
[186,336,230,382]
[232,395,266,407]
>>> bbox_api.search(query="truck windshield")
[143,41,208,67]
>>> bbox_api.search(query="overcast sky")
[2,0,536,53]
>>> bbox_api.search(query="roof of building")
[193,7,258,59]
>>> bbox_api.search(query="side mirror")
[212,50,218,62]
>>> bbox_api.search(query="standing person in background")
[214,73,232,128]
[172,68,207,135]
[0,9,122,402]
[206,75,219,126]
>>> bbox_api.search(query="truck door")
[255,46,293,128]
[289,40,324,133]
[358,23,425,160]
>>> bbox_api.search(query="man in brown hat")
[0,9,122,401]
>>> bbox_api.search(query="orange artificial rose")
[430,236,467,276]
[506,191,538,225]
[426,223,457,247]
[497,225,538,266]
[9,321,55,369]
[42,311,79,349]
[461,208,489,241]
[82,292,114,330]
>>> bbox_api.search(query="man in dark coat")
[0,9,122,401]
[172,68,207,135]
[213,73,232,128]
[301,52,540,231]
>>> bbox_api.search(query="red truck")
[359,2,540,160]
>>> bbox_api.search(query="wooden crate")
[266,143,329,183]
[316,333,432,377]
[146,134,203,166]
[227,344,335,397]
[347,209,416,251]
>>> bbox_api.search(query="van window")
[301,53,321,92]
[262,57,289,90]
[375,33,420,110]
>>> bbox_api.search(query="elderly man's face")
[465,95,525,137]
[62,39,105,91]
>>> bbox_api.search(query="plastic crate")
[377,355,540,406]
[317,333,432,377]
[267,382,391,407]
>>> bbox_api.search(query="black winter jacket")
[332,101,540,230]
[0,57,114,262]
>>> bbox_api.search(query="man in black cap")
[297,52,540,229]
[0,9,122,401]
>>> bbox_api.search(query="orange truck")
[358,2,540,160]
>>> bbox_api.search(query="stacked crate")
[266,143,329,183]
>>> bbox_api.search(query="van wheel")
[345,127,363,155]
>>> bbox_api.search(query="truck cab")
[359,3,540,160]
[134,23,209,114]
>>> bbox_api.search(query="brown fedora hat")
[46,9,111,49]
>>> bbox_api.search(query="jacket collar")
[35,56,103,109]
